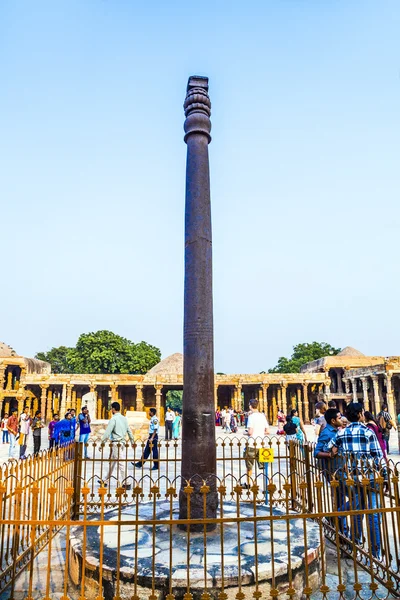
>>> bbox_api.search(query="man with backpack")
[377,403,397,454]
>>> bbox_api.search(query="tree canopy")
[268,342,341,374]
[166,390,183,411]
[35,330,161,375]
[35,346,73,374]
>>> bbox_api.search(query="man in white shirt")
[243,398,269,489]
[100,402,135,490]
[164,407,174,440]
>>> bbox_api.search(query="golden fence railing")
[0,438,400,599]
[0,444,75,593]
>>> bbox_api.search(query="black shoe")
[241,483,251,489]
[97,480,106,487]
[121,484,131,490]
[132,462,143,468]
[151,466,159,471]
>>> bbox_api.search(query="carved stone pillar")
[66,384,73,411]
[281,384,287,415]
[386,373,395,418]
[351,378,358,403]
[343,378,350,394]
[297,385,303,419]
[76,391,82,415]
[0,366,6,390]
[136,384,144,411]
[110,384,119,403]
[303,383,310,424]
[337,369,344,394]
[236,384,242,411]
[372,376,380,414]
[6,371,12,390]
[46,389,53,421]
[272,387,278,424]
[261,384,269,416]
[155,384,163,416]
[71,389,77,411]
[60,384,67,416]
[324,378,331,402]
[214,384,219,409]
[17,385,26,414]
[40,384,49,422]
[361,377,369,409]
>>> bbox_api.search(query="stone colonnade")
[342,372,397,418]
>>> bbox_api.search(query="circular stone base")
[69,501,321,600]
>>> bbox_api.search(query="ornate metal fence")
[0,438,400,599]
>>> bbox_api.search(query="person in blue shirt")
[78,407,91,458]
[54,412,74,450]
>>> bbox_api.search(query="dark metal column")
[179,76,217,527]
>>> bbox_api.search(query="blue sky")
[1,1,399,373]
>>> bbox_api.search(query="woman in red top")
[364,411,387,459]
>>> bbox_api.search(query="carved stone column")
[261,384,269,416]
[302,383,310,424]
[46,389,53,421]
[214,384,219,409]
[343,378,350,394]
[337,369,344,394]
[281,383,287,415]
[136,384,144,411]
[257,387,263,412]
[71,389,77,411]
[17,385,26,414]
[40,384,49,422]
[351,378,358,403]
[155,384,163,416]
[386,373,395,418]
[0,365,6,390]
[372,376,380,414]
[272,387,278,424]
[60,384,67,416]
[6,371,12,390]
[361,377,369,409]
[297,385,303,419]
[66,384,73,411]
[180,75,217,525]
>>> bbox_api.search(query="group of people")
[276,408,307,443]
[0,405,92,459]
[216,408,243,433]
[164,407,182,440]
[314,400,397,561]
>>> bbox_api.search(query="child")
[277,421,285,436]
[283,415,298,442]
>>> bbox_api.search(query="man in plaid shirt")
[327,402,385,560]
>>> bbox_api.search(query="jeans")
[339,480,381,557]
[9,433,16,457]
[79,433,90,458]
[2,430,9,443]
[33,436,41,456]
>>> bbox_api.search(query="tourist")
[290,408,307,443]
[277,409,286,427]
[365,411,387,459]
[215,408,221,426]
[48,414,60,450]
[283,415,298,442]
[314,402,327,437]
[100,402,135,489]
[69,408,78,441]
[55,412,74,449]
[276,421,285,436]
[133,407,159,471]
[377,403,396,454]
[164,406,174,441]
[328,400,337,409]
[230,410,238,434]
[172,411,181,440]
[32,411,44,456]
[314,408,346,532]
[7,408,18,458]
[327,402,385,560]
[243,398,269,489]
[19,406,31,459]
[1,413,9,443]
[78,406,91,458]
[223,408,231,433]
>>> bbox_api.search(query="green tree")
[268,342,341,374]
[67,330,161,374]
[35,346,74,373]
[166,390,183,411]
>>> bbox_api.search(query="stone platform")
[69,501,321,600]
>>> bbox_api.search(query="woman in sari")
[172,411,181,440]
[290,409,307,444]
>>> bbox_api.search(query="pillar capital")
[261,383,269,391]
[135,383,143,391]
[89,383,97,393]
[154,384,163,392]
[184,76,211,143]
[40,383,49,392]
